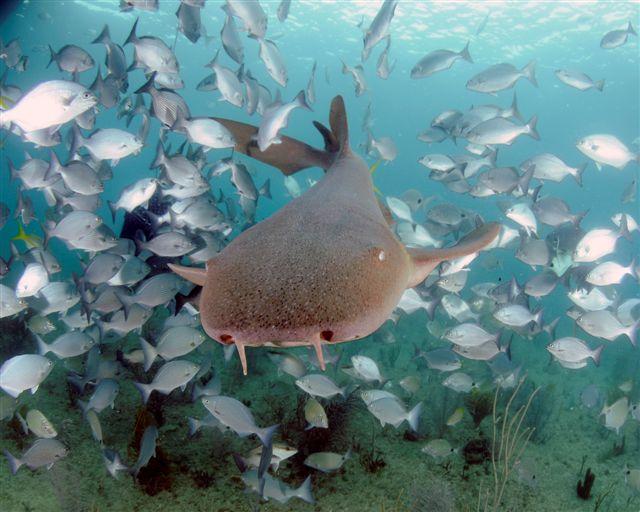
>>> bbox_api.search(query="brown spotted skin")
[200,151,412,348]
[169,96,500,373]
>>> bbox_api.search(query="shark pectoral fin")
[407,222,501,287]
[310,337,326,371]
[211,117,333,175]
[167,263,206,286]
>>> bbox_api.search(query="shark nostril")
[220,334,233,344]
[320,330,334,342]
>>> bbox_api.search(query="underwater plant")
[477,377,540,511]
[464,389,494,427]
[404,476,455,512]
[576,467,595,500]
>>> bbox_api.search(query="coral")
[462,438,491,465]
[405,476,455,512]
[577,467,595,500]
[464,389,494,427]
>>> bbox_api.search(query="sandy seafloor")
[1,308,638,512]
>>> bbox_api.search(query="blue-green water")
[0,1,639,511]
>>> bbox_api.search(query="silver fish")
[466,61,537,94]
[71,126,142,165]
[295,374,346,399]
[47,44,94,75]
[411,41,472,79]
[140,326,205,371]
[1,80,97,133]
[202,395,277,446]
[555,69,604,92]
[4,438,67,474]
[124,18,179,74]
[367,397,422,431]
[221,5,244,64]
[362,0,398,61]
[256,38,288,87]
[225,0,267,39]
[36,331,95,359]
[0,354,53,398]
[255,90,310,152]
[134,360,199,404]
[600,21,637,49]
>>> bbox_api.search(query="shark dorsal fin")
[329,95,349,153]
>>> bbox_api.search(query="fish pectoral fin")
[407,222,501,287]
[211,117,332,175]
[167,263,206,286]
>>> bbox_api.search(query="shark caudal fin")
[211,95,349,175]
[406,222,501,287]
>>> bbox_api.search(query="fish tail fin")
[69,124,85,157]
[139,337,157,372]
[525,115,539,140]
[114,290,132,320]
[592,345,604,366]
[92,24,111,45]
[44,150,62,182]
[124,17,139,46]
[340,59,349,74]
[594,79,605,91]
[259,178,272,199]
[35,334,49,356]
[573,163,586,186]
[3,450,22,475]
[293,89,312,111]
[170,108,187,132]
[459,40,473,63]
[619,213,632,241]
[407,402,423,432]
[523,60,537,87]
[628,21,637,36]
[134,72,156,95]
[7,157,17,181]
[47,45,56,68]
[572,209,589,228]
[510,92,523,121]
[76,399,90,416]
[107,200,117,223]
[627,318,639,347]
[533,308,544,328]
[187,417,201,437]
[294,476,315,504]
[518,165,534,196]
[256,424,278,447]
[151,140,166,169]
[133,381,153,404]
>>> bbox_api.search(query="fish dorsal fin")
[329,95,349,153]
[406,222,501,288]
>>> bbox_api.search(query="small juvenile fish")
[0,354,53,398]
[399,375,420,395]
[421,438,455,459]
[446,407,464,426]
[304,449,351,473]
[443,372,477,393]
[4,438,67,474]
[134,360,199,404]
[17,409,57,438]
[555,69,604,92]
[268,352,307,378]
[304,398,328,430]
[132,425,158,476]
[624,465,640,493]
[202,395,277,446]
